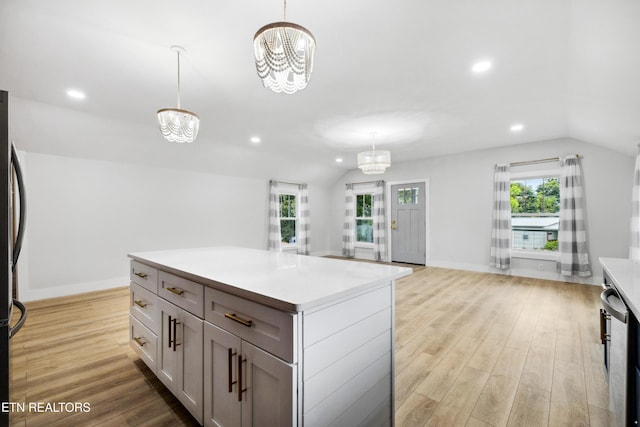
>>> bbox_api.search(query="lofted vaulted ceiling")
[1,0,639,184]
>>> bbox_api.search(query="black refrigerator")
[1,90,27,424]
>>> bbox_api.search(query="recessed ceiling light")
[335,157,343,163]
[510,123,524,132]
[66,89,86,100]
[472,60,492,73]
[250,136,261,144]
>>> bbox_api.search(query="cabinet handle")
[133,337,146,347]
[238,355,247,402]
[225,313,253,328]
[134,300,147,308]
[167,287,184,296]
[172,318,181,352]
[134,271,148,279]
[228,348,237,393]
[168,315,173,348]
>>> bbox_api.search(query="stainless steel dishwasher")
[601,285,629,427]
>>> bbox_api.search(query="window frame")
[354,191,375,248]
[276,186,299,250]
[510,169,561,261]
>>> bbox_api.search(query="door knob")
[391,220,397,230]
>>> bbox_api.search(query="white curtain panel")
[558,155,591,276]
[298,184,311,255]
[342,184,355,257]
[630,146,640,260]
[490,164,512,269]
[268,180,282,252]
[373,180,386,261]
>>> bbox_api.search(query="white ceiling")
[1,0,639,183]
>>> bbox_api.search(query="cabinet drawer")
[130,314,158,373]
[130,283,160,334]
[204,287,296,363]
[158,271,204,318]
[130,260,158,293]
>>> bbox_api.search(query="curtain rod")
[345,180,383,186]
[270,179,303,186]
[507,154,580,167]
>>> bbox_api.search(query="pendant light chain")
[283,0,287,21]
[176,50,181,109]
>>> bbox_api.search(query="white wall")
[329,138,634,284]
[16,136,632,301]
[17,152,331,301]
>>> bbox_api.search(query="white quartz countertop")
[128,247,413,312]
[600,257,640,320]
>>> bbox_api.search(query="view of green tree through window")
[356,194,373,243]
[510,177,560,251]
[279,194,296,244]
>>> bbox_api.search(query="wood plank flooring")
[8,266,609,426]
[394,268,609,427]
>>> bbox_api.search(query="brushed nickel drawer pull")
[134,272,148,279]
[167,287,184,296]
[225,313,253,328]
[134,300,147,308]
[133,337,146,347]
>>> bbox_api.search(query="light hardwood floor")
[8,267,609,426]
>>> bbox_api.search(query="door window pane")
[398,187,419,205]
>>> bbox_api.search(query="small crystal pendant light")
[253,0,316,94]
[358,132,391,174]
[157,46,200,143]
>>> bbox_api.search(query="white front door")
[390,182,426,264]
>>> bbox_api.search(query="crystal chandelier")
[157,46,200,143]
[253,0,316,94]
[358,133,391,174]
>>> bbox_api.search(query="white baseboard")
[322,255,601,286]
[425,259,600,286]
[326,250,344,257]
[310,250,334,257]
[18,276,129,302]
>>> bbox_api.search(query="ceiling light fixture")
[472,60,492,73]
[253,0,316,94]
[510,123,524,132]
[157,45,200,143]
[357,132,391,175]
[250,136,261,144]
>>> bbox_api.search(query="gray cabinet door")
[204,322,242,427]
[241,341,295,427]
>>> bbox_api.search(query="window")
[279,193,297,245]
[356,193,373,243]
[510,176,560,251]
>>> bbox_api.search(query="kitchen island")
[127,247,412,427]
